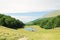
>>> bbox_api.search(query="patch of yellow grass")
[17,25,60,40]
[0,26,21,40]
[0,25,60,40]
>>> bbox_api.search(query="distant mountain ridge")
[43,10,60,18]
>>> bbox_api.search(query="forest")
[0,14,25,29]
[26,15,60,29]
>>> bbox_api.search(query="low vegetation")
[0,26,22,40]
[0,25,60,40]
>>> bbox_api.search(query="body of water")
[24,28,35,31]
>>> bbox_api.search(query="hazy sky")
[0,0,60,23]
[3,12,48,23]
[0,0,60,13]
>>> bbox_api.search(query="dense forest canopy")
[0,14,25,29]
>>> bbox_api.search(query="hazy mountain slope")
[26,10,60,29]
[43,10,60,18]
[27,10,60,24]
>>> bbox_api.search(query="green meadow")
[0,25,60,40]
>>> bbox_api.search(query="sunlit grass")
[0,26,21,40]
[17,25,60,40]
[0,25,60,40]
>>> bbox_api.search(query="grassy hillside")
[26,15,60,29]
[0,25,60,40]
[0,10,60,40]
[0,26,22,40]
[21,25,60,40]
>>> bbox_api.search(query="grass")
[0,25,60,40]
[17,25,60,40]
[0,26,21,40]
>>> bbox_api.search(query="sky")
[0,0,60,23]
[1,12,48,23]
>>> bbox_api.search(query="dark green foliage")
[39,16,60,29]
[0,14,25,29]
[27,15,60,29]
